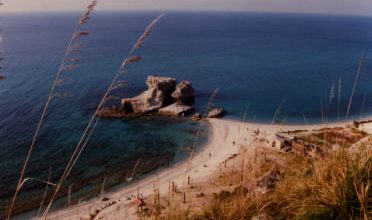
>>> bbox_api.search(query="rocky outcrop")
[121,76,177,114]
[99,76,196,118]
[172,81,194,105]
[121,88,165,113]
[159,103,194,116]
[146,76,177,94]
[207,108,225,118]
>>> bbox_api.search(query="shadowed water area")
[0,12,372,216]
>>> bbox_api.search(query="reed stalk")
[338,78,342,122]
[7,1,98,219]
[271,99,285,125]
[40,13,164,219]
[359,92,367,120]
[329,81,335,104]
[67,184,73,207]
[243,104,250,122]
[36,167,52,218]
[127,158,142,181]
[320,99,325,124]
[302,111,308,125]
[346,51,366,120]
[99,176,107,201]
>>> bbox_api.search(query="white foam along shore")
[22,117,372,220]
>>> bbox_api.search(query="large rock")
[172,81,194,105]
[121,88,165,113]
[207,108,225,118]
[101,76,199,118]
[146,76,176,94]
[159,103,194,116]
[120,76,177,114]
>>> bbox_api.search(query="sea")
[1,11,372,215]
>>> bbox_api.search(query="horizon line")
[2,9,372,19]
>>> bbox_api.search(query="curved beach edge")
[22,117,372,220]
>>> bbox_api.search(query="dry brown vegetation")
[144,128,372,220]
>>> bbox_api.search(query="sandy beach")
[21,117,372,220]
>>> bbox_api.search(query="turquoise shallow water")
[0,11,372,215]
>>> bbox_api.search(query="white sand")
[28,118,372,219]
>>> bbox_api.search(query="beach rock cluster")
[99,76,195,117]
[121,76,177,114]
[207,108,225,118]
[98,75,227,119]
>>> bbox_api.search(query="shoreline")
[20,117,372,219]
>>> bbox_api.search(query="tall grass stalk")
[338,78,342,122]
[101,176,108,198]
[64,14,165,180]
[320,99,325,124]
[7,1,98,219]
[329,81,335,104]
[271,99,285,125]
[346,51,366,120]
[127,158,142,181]
[302,111,308,125]
[40,13,164,219]
[36,167,52,218]
[184,88,219,186]
[360,93,367,120]
[243,104,250,122]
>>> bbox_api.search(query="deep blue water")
[1,11,372,213]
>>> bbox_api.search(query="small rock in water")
[207,108,225,118]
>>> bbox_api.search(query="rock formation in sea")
[172,80,194,105]
[120,76,176,114]
[98,76,195,117]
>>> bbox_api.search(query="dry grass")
[153,131,372,220]
[269,148,372,220]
